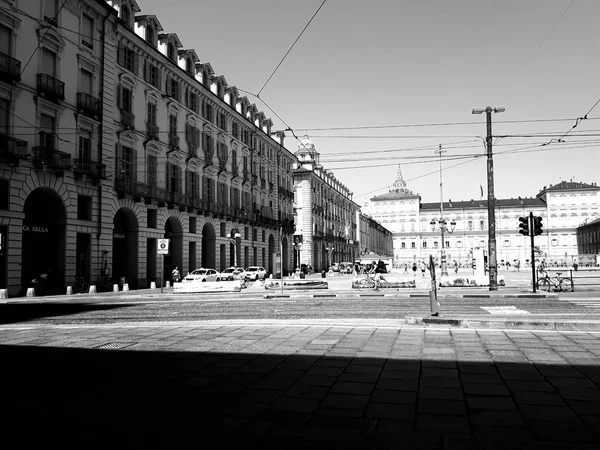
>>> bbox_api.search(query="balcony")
[76,92,101,120]
[120,110,135,128]
[168,133,179,149]
[0,52,21,84]
[32,145,71,176]
[37,73,65,103]
[0,133,28,166]
[73,158,106,181]
[146,122,159,140]
[115,178,147,200]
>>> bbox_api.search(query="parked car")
[242,266,267,281]
[220,267,244,281]
[183,268,220,282]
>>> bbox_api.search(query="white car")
[183,268,220,282]
[242,266,267,281]
[220,267,244,281]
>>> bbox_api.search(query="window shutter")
[157,66,162,90]
[132,148,138,181]
[178,166,183,193]
[117,42,125,67]
[143,58,149,82]
[132,52,139,75]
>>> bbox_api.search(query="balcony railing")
[0,52,21,84]
[37,73,65,102]
[32,146,71,172]
[120,110,135,128]
[115,178,147,197]
[0,133,28,164]
[76,92,101,119]
[73,158,106,179]
[146,122,159,140]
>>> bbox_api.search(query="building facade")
[366,167,600,268]
[292,137,360,271]
[0,0,298,296]
[576,218,600,265]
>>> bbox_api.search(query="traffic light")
[518,216,530,236]
[533,216,543,236]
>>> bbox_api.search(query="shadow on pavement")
[0,303,133,324]
[1,344,599,449]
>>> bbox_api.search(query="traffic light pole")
[530,212,536,293]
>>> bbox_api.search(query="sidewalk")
[2,320,600,448]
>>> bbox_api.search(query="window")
[504,239,510,247]
[121,4,131,25]
[44,0,58,22]
[0,24,11,56]
[146,25,155,46]
[0,98,8,134]
[204,102,213,122]
[147,154,157,186]
[552,239,558,246]
[188,92,199,113]
[145,62,159,88]
[423,242,427,248]
[77,195,92,220]
[78,130,91,160]
[189,216,197,234]
[118,44,136,73]
[480,220,485,230]
[168,163,180,192]
[120,87,132,112]
[456,240,462,248]
[118,145,134,179]
[40,113,55,148]
[468,220,473,230]
[232,122,239,139]
[41,47,57,77]
[217,112,226,130]
[167,43,175,61]
[445,241,449,248]
[0,179,9,210]
[433,241,438,248]
[147,102,157,126]
[79,69,93,95]
[244,227,249,240]
[186,57,193,74]
[220,222,226,237]
[81,14,94,49]
[168,77,180,100]
[411,242,416,249]
[147,209,157,228]
[401,242,405,249]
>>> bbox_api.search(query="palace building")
[366,167,600,268]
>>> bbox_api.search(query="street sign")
[157,239,170,255]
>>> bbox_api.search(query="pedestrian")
[453,260,458,274]
[515,260,520,272]
[420,261,426,277]
[412,262,417,276]
[404,263,408,274]
[171,266,180,283]
[506,261,511,271]
[573,261,579,271]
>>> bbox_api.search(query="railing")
[76,92,101,119]
[146,122,159,140]
[545,268,600,290]
[0,133,28,159]
[37,73,65,102]
[120,110,135,128]
[0,52,21,83]
[73,158,106,179]
[115,178,147,197]
[31,146,71,170]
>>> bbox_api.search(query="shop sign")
[22,225,49,233]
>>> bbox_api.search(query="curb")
[262,292,558,299]
[407,316,600,331]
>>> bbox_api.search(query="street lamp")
[226,228,241,267]
[326,243,334,269]
[472,105,505,290]
[430,218,456,276]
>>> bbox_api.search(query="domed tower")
[295,135,320,167]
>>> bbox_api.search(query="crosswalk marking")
[559,298,600,308]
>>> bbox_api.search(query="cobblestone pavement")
[2,321,600,448]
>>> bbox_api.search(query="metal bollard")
[122,283,129,291]
[0,289,7,299]
[166,281,171,288]
[88,285,97,294]
[26,287,35,297]
[113,284,119,292]
[150,281,157,289]
[66,286,73,295]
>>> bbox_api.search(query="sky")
[139,0,600,207]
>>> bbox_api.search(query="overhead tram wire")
[543,96,600,146]
[256,0,328,97]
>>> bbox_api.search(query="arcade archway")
[22,188,66,295]
[164,216,183,282]
[113,208,139,289]
[201,222,216,269]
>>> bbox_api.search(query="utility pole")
[472,105,505,291]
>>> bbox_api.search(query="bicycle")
[73,276,90,294]
[536,271,574,292]
[356,270,389,292]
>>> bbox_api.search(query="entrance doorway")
[201,222,216,269]
[113,208,139,289]
[22,188,66,295]
[164,217,183,282]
